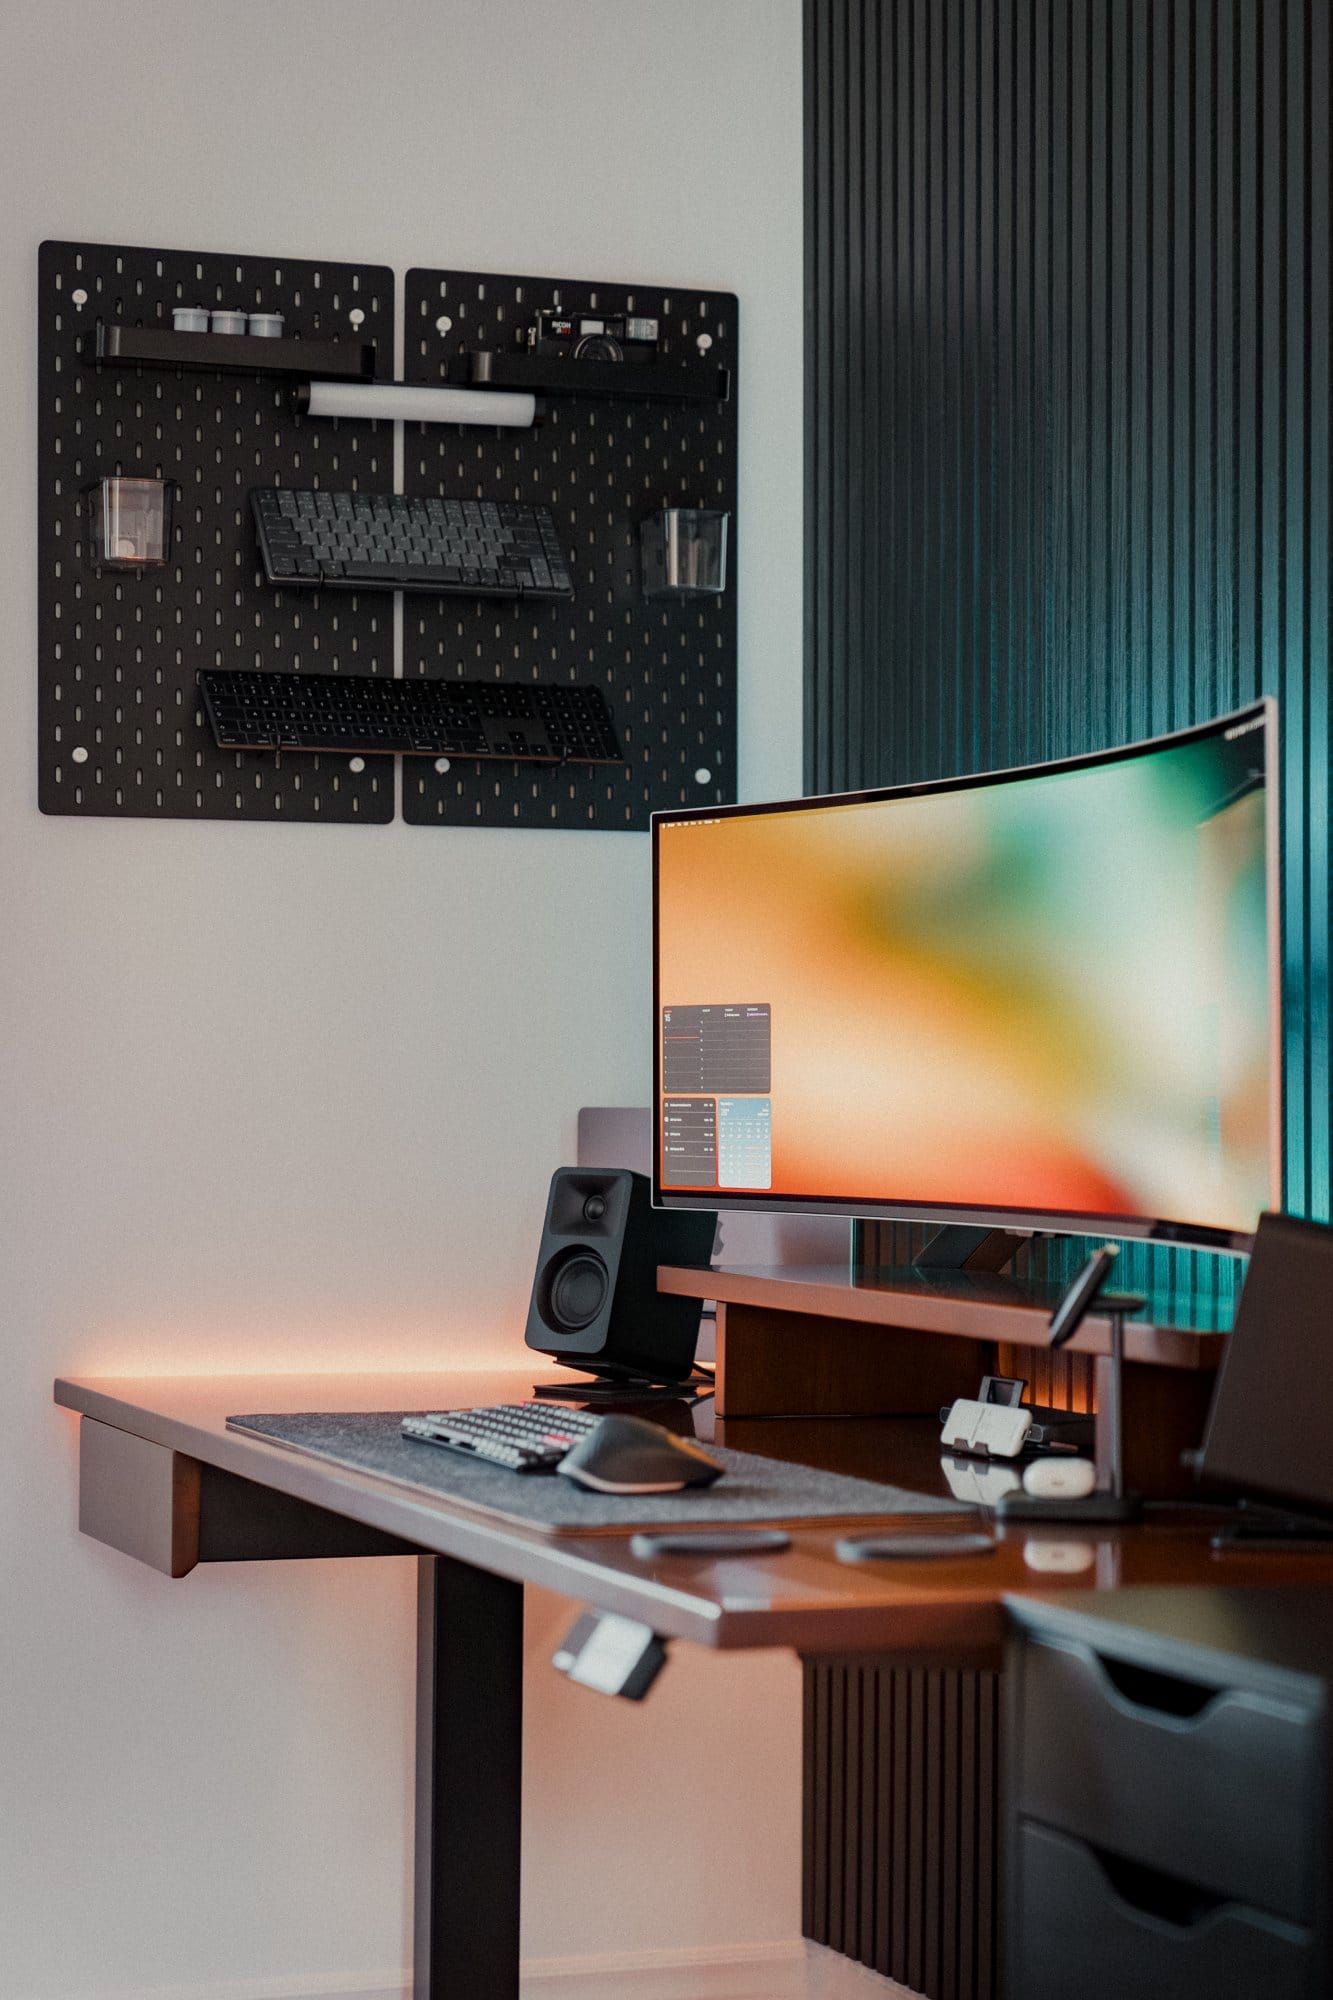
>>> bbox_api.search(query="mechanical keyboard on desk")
[402,1403,603,1473]
[251,487,575,601]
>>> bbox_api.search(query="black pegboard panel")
[38,240,396,821]
[401,269,737,830]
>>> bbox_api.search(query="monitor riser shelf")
[658,1262,1225,1501]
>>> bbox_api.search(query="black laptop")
[1198,1209,1333,1521]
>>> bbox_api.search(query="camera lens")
[574,334,623,363]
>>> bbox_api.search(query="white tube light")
[300,380,537,428]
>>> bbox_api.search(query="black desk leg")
[415,1555,524,2000]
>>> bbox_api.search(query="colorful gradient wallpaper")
[656,715,1276,1236]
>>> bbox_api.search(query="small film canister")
[247,311,285,339]
[172,306,210,333]
[209,308,247,336]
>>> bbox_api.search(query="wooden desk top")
[54,1366,1331,1661]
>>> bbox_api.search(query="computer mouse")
[557,1415,725,1495]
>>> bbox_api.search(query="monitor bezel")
[651,699,1282,1254]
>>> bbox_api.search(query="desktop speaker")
[525,1168,717,1382]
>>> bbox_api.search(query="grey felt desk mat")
[226,1411,966,1537]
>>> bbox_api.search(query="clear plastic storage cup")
[85,477,175,570]
[640,507,729,597]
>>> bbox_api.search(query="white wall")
[0,5,804,1997]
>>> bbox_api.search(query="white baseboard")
[525,1938,911,1996]
[523,1938,811,1998]
[29,1939,912,2000]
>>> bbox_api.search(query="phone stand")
[939,1373,1095,1454]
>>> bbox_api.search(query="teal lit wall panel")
[805,0,1331,1309]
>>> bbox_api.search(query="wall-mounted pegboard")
[37,244,737,831]
[401,268,737,830]
[37,239,396,821]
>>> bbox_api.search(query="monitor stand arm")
[912,1224,1030,1273]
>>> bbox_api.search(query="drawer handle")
[1091,1844,1226,1932]
[1097,1654,1218,1721]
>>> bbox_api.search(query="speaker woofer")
[540,1248,610,1332]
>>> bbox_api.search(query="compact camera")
[529,308,660,364]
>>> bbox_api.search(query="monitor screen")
[652,702,1280,1250]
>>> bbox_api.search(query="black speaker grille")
[542,1249,609,1333]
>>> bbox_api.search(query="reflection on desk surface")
[707,1409,958,1497]
[616,1393,1000,1504]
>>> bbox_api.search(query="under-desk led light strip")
[295,379,536,428]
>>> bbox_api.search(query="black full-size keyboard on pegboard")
[37,242,737,829]
[198,668,622,763]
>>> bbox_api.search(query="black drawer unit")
[1005,1587,1333,2000]
[1013,1821,1313,2000]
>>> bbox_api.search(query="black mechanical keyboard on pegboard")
[197,669,624,763]
[251,487,575,601]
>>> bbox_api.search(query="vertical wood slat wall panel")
[803,8,1330,1995]
[805,1659,1002,2000]
[804,0,1333,1313]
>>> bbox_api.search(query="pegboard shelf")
[458,349,730,403]
[84,319,378,382]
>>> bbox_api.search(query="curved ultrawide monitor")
[652,702,1281,1252]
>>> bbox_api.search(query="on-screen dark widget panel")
[662,1098,717,1185]
[661,1003,772,1190]
[661,1003,771,1093]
